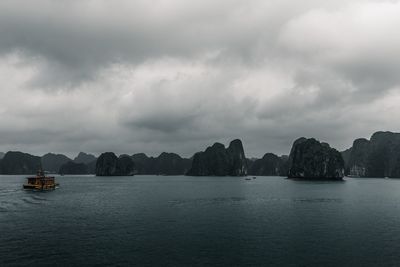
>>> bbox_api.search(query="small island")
[287,137,345,180]
[186,139,247,176]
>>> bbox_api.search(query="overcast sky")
[1,0,400,158]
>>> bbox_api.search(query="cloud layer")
[1,0,400,157]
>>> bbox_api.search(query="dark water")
[1,176,400,266]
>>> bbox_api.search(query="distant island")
[1,131,400,179]
[186,139,247,176]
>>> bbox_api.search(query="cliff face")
[74,152,97,164]
[345,131,400,177]
[86,160,97,174]
[226,139,247,176]
[341,148,352,174]
[95,152,135,176]
[131,153,150,174]
[131,152,191,175]
[53,153,96,175]
[152,152,191,175]
[41,153,71,173]
[288,138,344,180]
[280,155,290,175]
[186,139,247,176]
[346,138,370,176]
[0,151,41,174]
[248,153,289,176]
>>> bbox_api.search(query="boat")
[23,170,59,190]
[245,177,252,180]
[252,176,256,179]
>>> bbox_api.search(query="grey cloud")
[126,113,199,133]
[0,0,361,86]
[0,0,400,158]
[0,0,274,87]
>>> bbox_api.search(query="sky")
[1,0,400,158]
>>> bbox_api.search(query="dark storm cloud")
[0,0,277,87]
[1,0,400,157]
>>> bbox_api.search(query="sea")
[1,175,400,266]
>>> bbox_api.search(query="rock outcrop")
[151,152,191,175]
[0,151,41,174]
[95,152,135,176]
[131,153,151,174]
[73,152,97,164]
[59,161,89,174]
[41,153,72,173]
[86,160,97,174]
[131,152,191,175]
[345,138,370,176]
[344,131,400,177]
[53,152,97,175]
[248,153,289,176]
[186,139,247,176]
[280,155,290,175]
[288,138,344,180]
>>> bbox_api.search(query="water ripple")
[169,197,246,206]
[292,198,343,203]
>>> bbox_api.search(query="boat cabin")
[23,170,58,190]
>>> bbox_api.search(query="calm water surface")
[1,175,400,266]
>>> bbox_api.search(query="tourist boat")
[23,170,59,190]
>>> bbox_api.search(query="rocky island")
[3,131,400,179]
[247,153,289,176]
[288,138,345,180]
[0,151,41,175]
[343,131,400,177]
[95,152,135,176]
[131,152,191,175]
[186,139,247,176]
[74,152,97,165]
[41,153,72,173]
[60,152,97,174]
